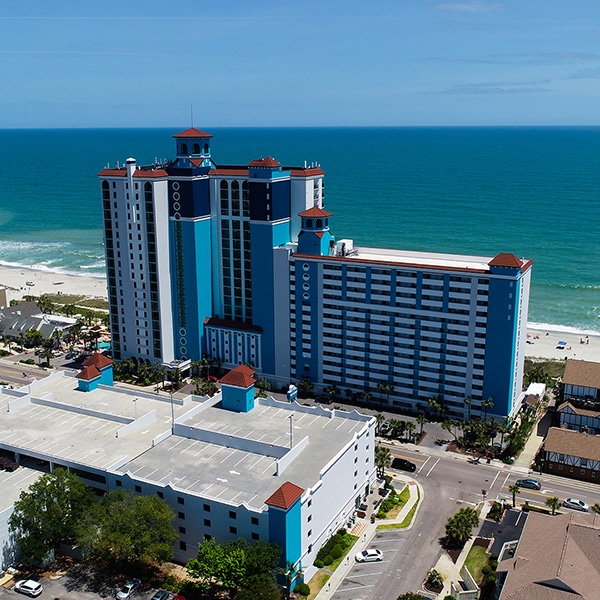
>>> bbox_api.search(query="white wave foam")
[528,322,600,336]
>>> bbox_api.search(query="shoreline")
[0,263,106,303]
[0,264,598,363]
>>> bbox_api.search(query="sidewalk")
[313,474,423,599]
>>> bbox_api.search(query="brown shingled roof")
[497,511,600,600]
[562,359,600,390]
[543,426,600,462]
[173,127,213,139]
[265,481,304,509]
[248,156,281,168]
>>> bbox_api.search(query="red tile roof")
[98,168,126,177]
[210,168,250,176]
[82,353,114,369]
[173,127,213,139]
[265,481,304,509]
[219,365,256,388]
[132,169,168,179]
[488,253,523,268]
[248,156,281,168]
[289,167,325,177]
[76,365,101,381]
[298,206,332,218]
[203,317,263,333]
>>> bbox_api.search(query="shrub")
[337,527,347,536]
[330,544,342,559]
[482,565,491,576]
[295,582,310,596]
[322,555,333,566]
[314,559,324,568]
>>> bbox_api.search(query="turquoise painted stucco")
[221,383,255,413]
[268,497,302,570]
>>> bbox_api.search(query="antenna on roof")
[191,103,194,128]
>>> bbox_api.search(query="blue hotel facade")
[99,128,532,420]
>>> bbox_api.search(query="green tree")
[482,397,494,422]
[9,468,94,565]
[546,496,561,515]
[464,396,472,420]
[25,329,43,348]
[405,420,416,443]
[375,445,392,477]
[445,507,479,548]
[298,376,314,398]
[40,345,54,367]
[187,538,247,596]
[425,569,444,589]
[591,504,600,514]
[416,413,428,437]
[80,488,177,566]
[397,593,427,600]
[235,579,281,600]
[256,377,271,399]
[508,484,520,508]
[441,418,457,441]
[375,413,386,435]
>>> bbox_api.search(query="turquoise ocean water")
[0,127,598,333]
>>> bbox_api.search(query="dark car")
[392,457,416,472]
[516,478,541,490]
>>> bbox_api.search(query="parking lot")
[333,530,409,600]
[0,567,166,600]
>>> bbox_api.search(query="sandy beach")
[0,263,598,364]
[524,326,600,363]
[0,264,107,303]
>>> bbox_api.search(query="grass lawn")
[464,544,488,585]
[377,487,420,530]
[306,572,330,600]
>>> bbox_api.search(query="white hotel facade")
[99,128,532,420]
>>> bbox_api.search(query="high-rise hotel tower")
[99,128,532,419]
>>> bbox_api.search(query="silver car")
[116,578,141,599]
[563,497,589,512]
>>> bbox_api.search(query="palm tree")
[482,397,494,422]
[361,389,372,405]
[464,397,472,420]
[508,484,520,508]
[546,496,561,515]
[591,504,600,514]
[405,421,416,443]
[40,346,54,367]
[442,418,457,441]
[375,413,386,435]
[416,413,428,438]
[375,445,392,477]
[389,418,403,440]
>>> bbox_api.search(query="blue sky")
[2,1,600,128]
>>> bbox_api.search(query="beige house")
[562,359,600,404]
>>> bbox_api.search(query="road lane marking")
[426,457,440,477]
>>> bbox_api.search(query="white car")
[14,580,43,597]
[116,578,141,599]
[355,548,384,563]
[563,497,589,512]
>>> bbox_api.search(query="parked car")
[355,548,384,563]
[150,591,170,600]
[563,497,589,512]
[116,578,141,599]
[14,580,43,597]
[516,478,542,490]
[392,457,417,472]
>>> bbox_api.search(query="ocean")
[0,127,598,334]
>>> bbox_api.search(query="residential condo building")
[99,128,532,419]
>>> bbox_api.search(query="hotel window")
[229,526,237,534]
[179,541,187,551]
[179,526,186,534]
[204,519,211,527]
[251,532,259,541]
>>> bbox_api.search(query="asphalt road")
[330,443,600,600]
